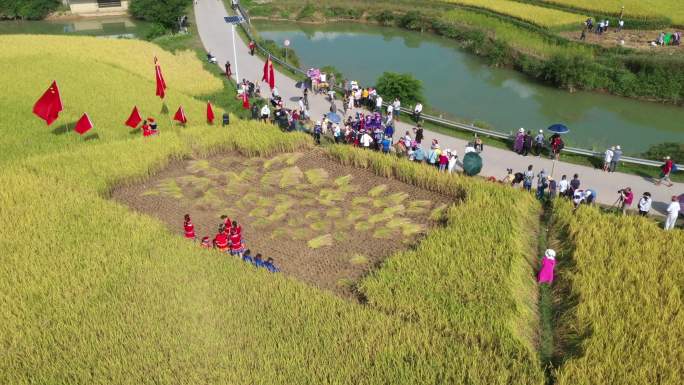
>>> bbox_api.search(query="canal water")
[0,16,152,38]
[254,20,684,155]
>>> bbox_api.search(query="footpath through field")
[193,0,682,215]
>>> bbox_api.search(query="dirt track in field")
[112,149,453,299]
[560,29,684,51]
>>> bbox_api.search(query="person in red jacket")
[248,40,256,56]
[141,120,153,137]
[229,229,244,256]
[656,156,675,187]
[183,214,196,240]
[231,220,242,237]
[221,215,232,233]
[214,226,229,252]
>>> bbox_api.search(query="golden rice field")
[551,200,684,385]
[0,34,546,384]
[541,0,684,25]
[441,8,595,58]
[0,35,223,163]
[443,0,587,28]
[1,33,682,385]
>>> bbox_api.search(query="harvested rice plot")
[113,150,453,297]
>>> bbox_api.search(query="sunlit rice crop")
[443,0,587,28]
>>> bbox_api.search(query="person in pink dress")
[538,249,556,284]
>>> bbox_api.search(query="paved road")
[194,0,682,214]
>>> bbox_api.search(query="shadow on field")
[83,133,100,141]
[51,122,77,135]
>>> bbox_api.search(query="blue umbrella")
[547,124,569,134]
[326,112,341,124]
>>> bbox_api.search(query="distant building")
[62,1,129,15]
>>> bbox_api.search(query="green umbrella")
[462,152,483,176]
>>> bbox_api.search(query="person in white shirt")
[413,102,423,121]
[637,192,652,216]
[387,104,394,116]
[447,150,458,173]
[558,174,569,197]
[260,104,271,122]
[664,195,681,230]
[272,87,279,98]
[298,97,305,112]
[375,96,383,113]
[360,131,373,148]
[403,131,412,148]
[393,98,401,118]
[603,146,614,172]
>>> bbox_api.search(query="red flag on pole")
[174,106,187,124]
[242,91,250,109]
[125,106,143,128]
[206,101,215,123]
[74,113,93,135]
[262,56,275,89]
[155,61,167,99]
[33,81,63,126]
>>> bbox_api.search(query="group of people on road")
[602,145,623,172]
[512,128,563,160]
[183,214,280,273]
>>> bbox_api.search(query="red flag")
[242,91,250,109]
[155,64,167,99]
[74,113,93,135]
[206,101,215,123]
[125,106,142,128]
[262,56,275,89]
[174,105,187,124]
[33,81,63,126]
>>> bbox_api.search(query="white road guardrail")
[234,9,681,170]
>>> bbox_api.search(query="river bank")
[249,20,684,156]
[239,0,684,106]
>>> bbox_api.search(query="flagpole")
[231,23,240,84]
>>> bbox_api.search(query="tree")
[375,72,424,107]
[0,0,60,20]
[129,0,191,30]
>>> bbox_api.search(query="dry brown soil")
[112,150,453,298]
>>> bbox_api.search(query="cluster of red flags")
[33,56,227,136]
[262,56,275,89]
[33,81,92,135]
